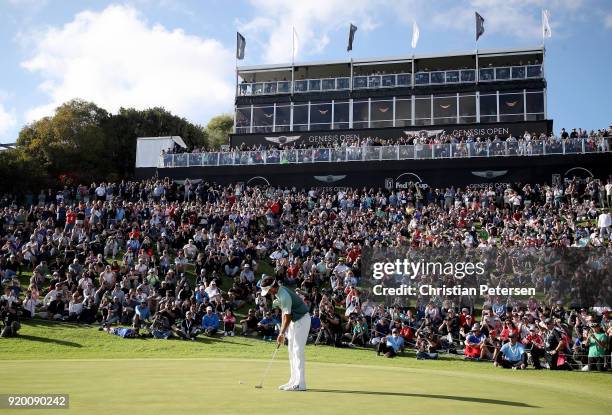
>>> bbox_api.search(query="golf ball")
[239,381,244,384]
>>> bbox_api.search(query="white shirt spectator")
[598,212,611,229]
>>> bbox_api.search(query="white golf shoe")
[284,385,307,392]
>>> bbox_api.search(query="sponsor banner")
[230,120,552,148]
[360,246,611,308]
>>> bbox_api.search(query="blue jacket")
[202,313,220,330]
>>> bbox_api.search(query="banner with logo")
[230,120,552,148]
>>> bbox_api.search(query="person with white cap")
[260,276,310,391]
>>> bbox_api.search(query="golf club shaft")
[257,343,280,387]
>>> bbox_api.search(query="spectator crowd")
[1,172,611,371]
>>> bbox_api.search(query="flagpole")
[292,26,295,66]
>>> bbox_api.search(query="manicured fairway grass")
[1,321,611,415]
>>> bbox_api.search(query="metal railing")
[159,138,609,168]
[236,64,543,96]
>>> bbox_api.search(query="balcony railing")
[236,64,543,96]
[159,138,608,168]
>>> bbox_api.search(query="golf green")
[1,321,611,415]
[1,358,611,415]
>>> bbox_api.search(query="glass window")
[353,76,368,89]
[337,78,350,89]
[308,79,321,91]
[397,74,411,86]
[252,106,274,132]
[275,105,291,130]
[310,102,332,130]
[433,95,457,124]
[415,73,429,85]
[479,94,497,123]
[479,68,494,81]
[461,70,475,82]
[445,71,459,83]
[430,72,444,84]
[414,96,431,126]
[381,75,395,87]
[511,67,526,79]
[352,101,369,129]
[526,65,542,78]
[370,100,393,128]
[499,92,524,122]
[495,67,511,80]
[294,80,307,92]
[321,79,335,91]
[395,99,411,127]
[333,101,349,130]
[526,91,544,121]
[277,81,290,93]
[235,106,251,128]
[292,104,308,130]
[459,95,476,124]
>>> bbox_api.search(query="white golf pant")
[286,313,311,388]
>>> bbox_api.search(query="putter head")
[254,385,263,389]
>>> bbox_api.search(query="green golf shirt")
[276,286,308,322]
[588,332,608,358]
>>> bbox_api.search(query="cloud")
[605,13,612,29]
[239,0,381,63]
[415,0,585,40]
[0,103,17,141]
[21,4,234,125]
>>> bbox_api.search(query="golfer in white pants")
[260,276,311,391]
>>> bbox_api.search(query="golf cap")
[470,324,480,332]
[260,276,276,296]
[206,306,213,311]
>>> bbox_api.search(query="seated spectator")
[180,311,199,341]
[377,328,404,358]
[223,309,236,336]
[494,333,526,369]
[258,311,276,341]
[201,306,220,336]
[464,324,487,360]
[240,308,258,336]
[523,325,545,369]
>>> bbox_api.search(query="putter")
[255,343,281,389]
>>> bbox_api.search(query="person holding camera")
[586,323,608,371]
[0,298,20,337]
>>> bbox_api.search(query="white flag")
[542,9,552,39]
[411,21,420,49]
[292,27,299,61]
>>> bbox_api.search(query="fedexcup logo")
[471,170,508,179]
[264,135,301,145]
[314,175,346,183]
[404,129,445,138]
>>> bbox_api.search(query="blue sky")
[0,0,611,143]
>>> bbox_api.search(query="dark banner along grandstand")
[138,152,611,189]
[230,120,552,148]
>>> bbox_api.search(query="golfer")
[260,276,311,391]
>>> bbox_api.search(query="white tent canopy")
[135,136,186,168]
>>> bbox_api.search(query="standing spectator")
[586,323,608,371]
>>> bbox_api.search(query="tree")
[0,148,46,194]
[13,99,210,186]
[206,114,233,149]
[16,99,110,183]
